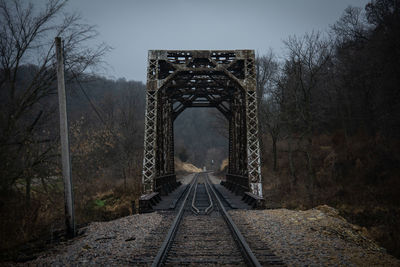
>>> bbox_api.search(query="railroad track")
[151,172,284,266]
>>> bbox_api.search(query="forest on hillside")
[255,1,400,257]
[1,0,400,261]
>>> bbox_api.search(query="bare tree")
[260,96,281,172]
[332,6,370,44]
[281,31,332,203]
[256,50,278,107]
[256,51,281,171]
[114,81,145,192]
[0,0,109,203]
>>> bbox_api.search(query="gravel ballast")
[28,212,163,266]
[14,204,399,266]
[230,205,400,266]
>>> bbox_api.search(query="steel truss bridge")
[142,50,263,197]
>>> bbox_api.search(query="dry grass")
[174,157,202,174]
[0,174,142,262]
[220,158,228,172]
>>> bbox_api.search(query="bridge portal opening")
[174,108,228,172]
[142,50,262,197]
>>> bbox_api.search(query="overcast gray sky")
[65,0,370,82]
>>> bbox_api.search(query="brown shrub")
[261,131,400,257]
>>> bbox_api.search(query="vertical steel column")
[156,91,165,177]
[228,109,234,174]
[161,96,171,175]
[232,95,239,175]
[239,93,248,177]
[245,55,263,197]
[234,95,242,175]
[142,56,159,194]
[142,90,158,193]
[167,101,175,174]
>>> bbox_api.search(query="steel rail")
[205,174,262,267]
[204,179,214,214]
[152,172,262,267]
[151,173,199,267]
[191,181,200,214]
[191,179,213,215]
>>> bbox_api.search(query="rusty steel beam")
[142,50,263,197]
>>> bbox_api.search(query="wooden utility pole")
[55,37,75,237]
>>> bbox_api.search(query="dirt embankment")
[230,205,400,266]
[174,158,202,174]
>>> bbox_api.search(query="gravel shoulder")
[12,200,399,266]
[230,205,400,266]
[23,212,163,266]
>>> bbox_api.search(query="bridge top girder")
[147,50,256,94]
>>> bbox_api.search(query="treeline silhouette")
[256,0,400,257]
